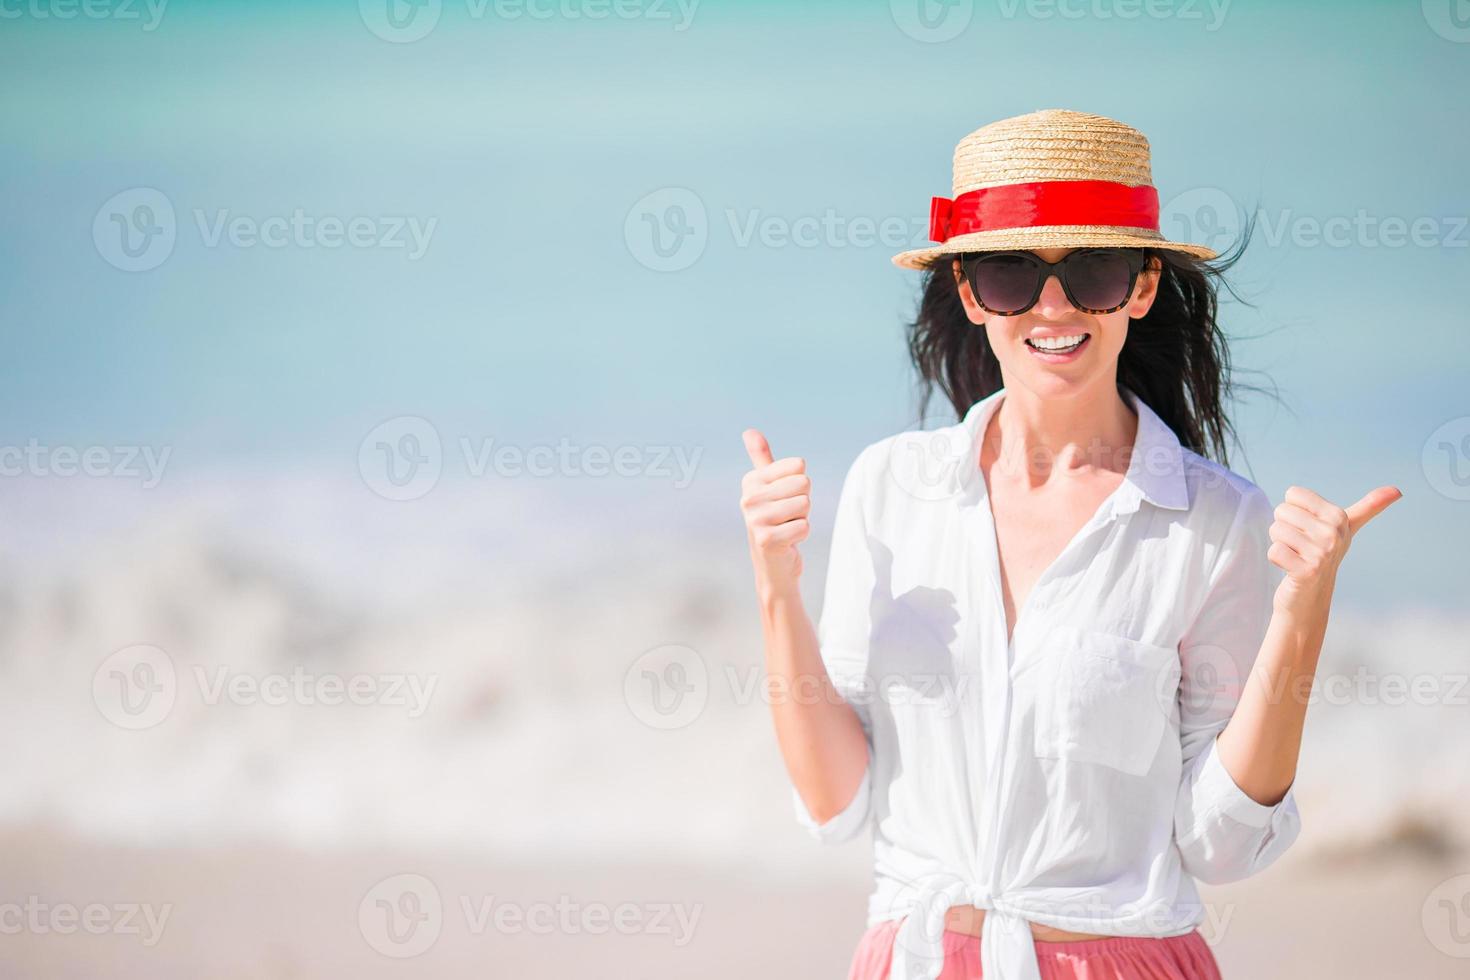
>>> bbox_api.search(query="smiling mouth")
[1025,333,1090,354]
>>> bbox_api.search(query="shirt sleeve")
[1172,483,1303,884]
[791,446,878,844]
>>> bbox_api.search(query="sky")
[0,0,1466,611]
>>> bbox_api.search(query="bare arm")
[741,428,869,825]
[1215,484,1402,806]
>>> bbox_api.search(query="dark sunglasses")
[958,247,1150,316]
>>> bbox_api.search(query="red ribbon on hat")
[929,179,1160,243]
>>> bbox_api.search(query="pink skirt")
[847,918,1223,980]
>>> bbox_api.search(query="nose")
[1030,271,1075,319]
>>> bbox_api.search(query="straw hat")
[892,108,1218,270]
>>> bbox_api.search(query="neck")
[985,380,1137,489]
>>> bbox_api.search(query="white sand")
[3,831,1465,978]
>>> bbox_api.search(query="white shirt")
[792,383,1302,980]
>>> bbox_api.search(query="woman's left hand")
[1268,484,1403,616]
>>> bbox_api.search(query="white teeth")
[1029,334,1087,351]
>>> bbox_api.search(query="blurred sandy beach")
[2,829,1465,978]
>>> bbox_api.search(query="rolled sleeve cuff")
[1189,733,1296,831]
[792,765,872,843]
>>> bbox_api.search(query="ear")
[951,258,987,326]
[1125,253,1163,319]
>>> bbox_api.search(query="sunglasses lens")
[1064,250,1135,311]
[969,254,1039,314]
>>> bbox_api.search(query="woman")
[738,109,1400,980]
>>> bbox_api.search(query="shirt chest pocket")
[1027,625,1180,777]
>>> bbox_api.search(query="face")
[951,247,1162,398]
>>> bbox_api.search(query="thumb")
[742,428,774,468]
[1345,485,1403,535]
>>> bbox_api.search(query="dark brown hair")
[904,214,1270,467]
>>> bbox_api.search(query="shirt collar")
[951,382,1190,513]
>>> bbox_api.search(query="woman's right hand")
[740,428,811,597]
[741,429,869,833]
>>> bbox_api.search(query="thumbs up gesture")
[740,428,812,597]
[1268,484,1402,615]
